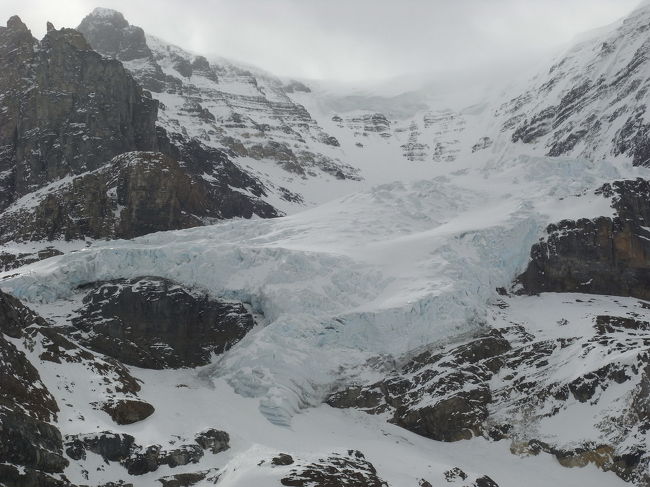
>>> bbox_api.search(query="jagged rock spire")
[6,15,28,31]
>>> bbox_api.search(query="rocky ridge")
[0,14,280,265]
[76,8,360,190]
[328,294,650,485]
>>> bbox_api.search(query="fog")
[0,0,643,82]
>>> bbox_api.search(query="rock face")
[518,178,650,299]
[69,277,255,369]
[0,16,158,211]
[335,113,392,138]
[78,8,149,61]
[0,15,280,250]
[0,247,63,272]
[65,431,135,462]
[329,296,650,485]
[497,2,650,166]
[76,8,360,187]
[0,151,277,242]
[64,428,229,477]
[194,429,230,454]
[0,283,160,486]
[0,291,68,485]
[77,8,167,92]
[280,450,388,487]
[328,330,511,442]
[100,399,155,425]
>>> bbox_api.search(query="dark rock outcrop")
[100,399,155,425]
[65,428,228,477]
[65,431,136,462]
[518,178,650,299]
[512,440,642,484]
[0,465,69,487]
[0,287,144,487]
[77,8,167,92]
[78,8,151,62]
[329,310,650,484]
[0,291,69,485]
[0,15,279,249]
[158,470,219,487]
[0,17,158,211]
[124,444,204,475]
[328,330,510,442]
[280,450,387,487]
[442,468,499,487]
[272,453,295,466]
[194,429,230,454]
[0,150,278,243]
[69,276,255,369]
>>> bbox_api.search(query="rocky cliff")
[0,16,158,211]
[0,15,279,251]
[517,178,650,299]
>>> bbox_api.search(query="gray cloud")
[0,0,643,81]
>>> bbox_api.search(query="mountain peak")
[82,7,130,29]
[89,7,125,19]
[6,15,28,32]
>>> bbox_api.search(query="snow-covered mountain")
[2,3,650,487]
[77,8,361,207]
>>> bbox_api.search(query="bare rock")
[100,399,155,425]
[195,429,230,454]
[70,277,255,369]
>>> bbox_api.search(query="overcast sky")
[0,0,644,82]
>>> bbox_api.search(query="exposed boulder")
[100,399,155,425]
[157,470,219,487]
[272,453,295,466]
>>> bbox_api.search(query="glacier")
[0,150,632,425]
